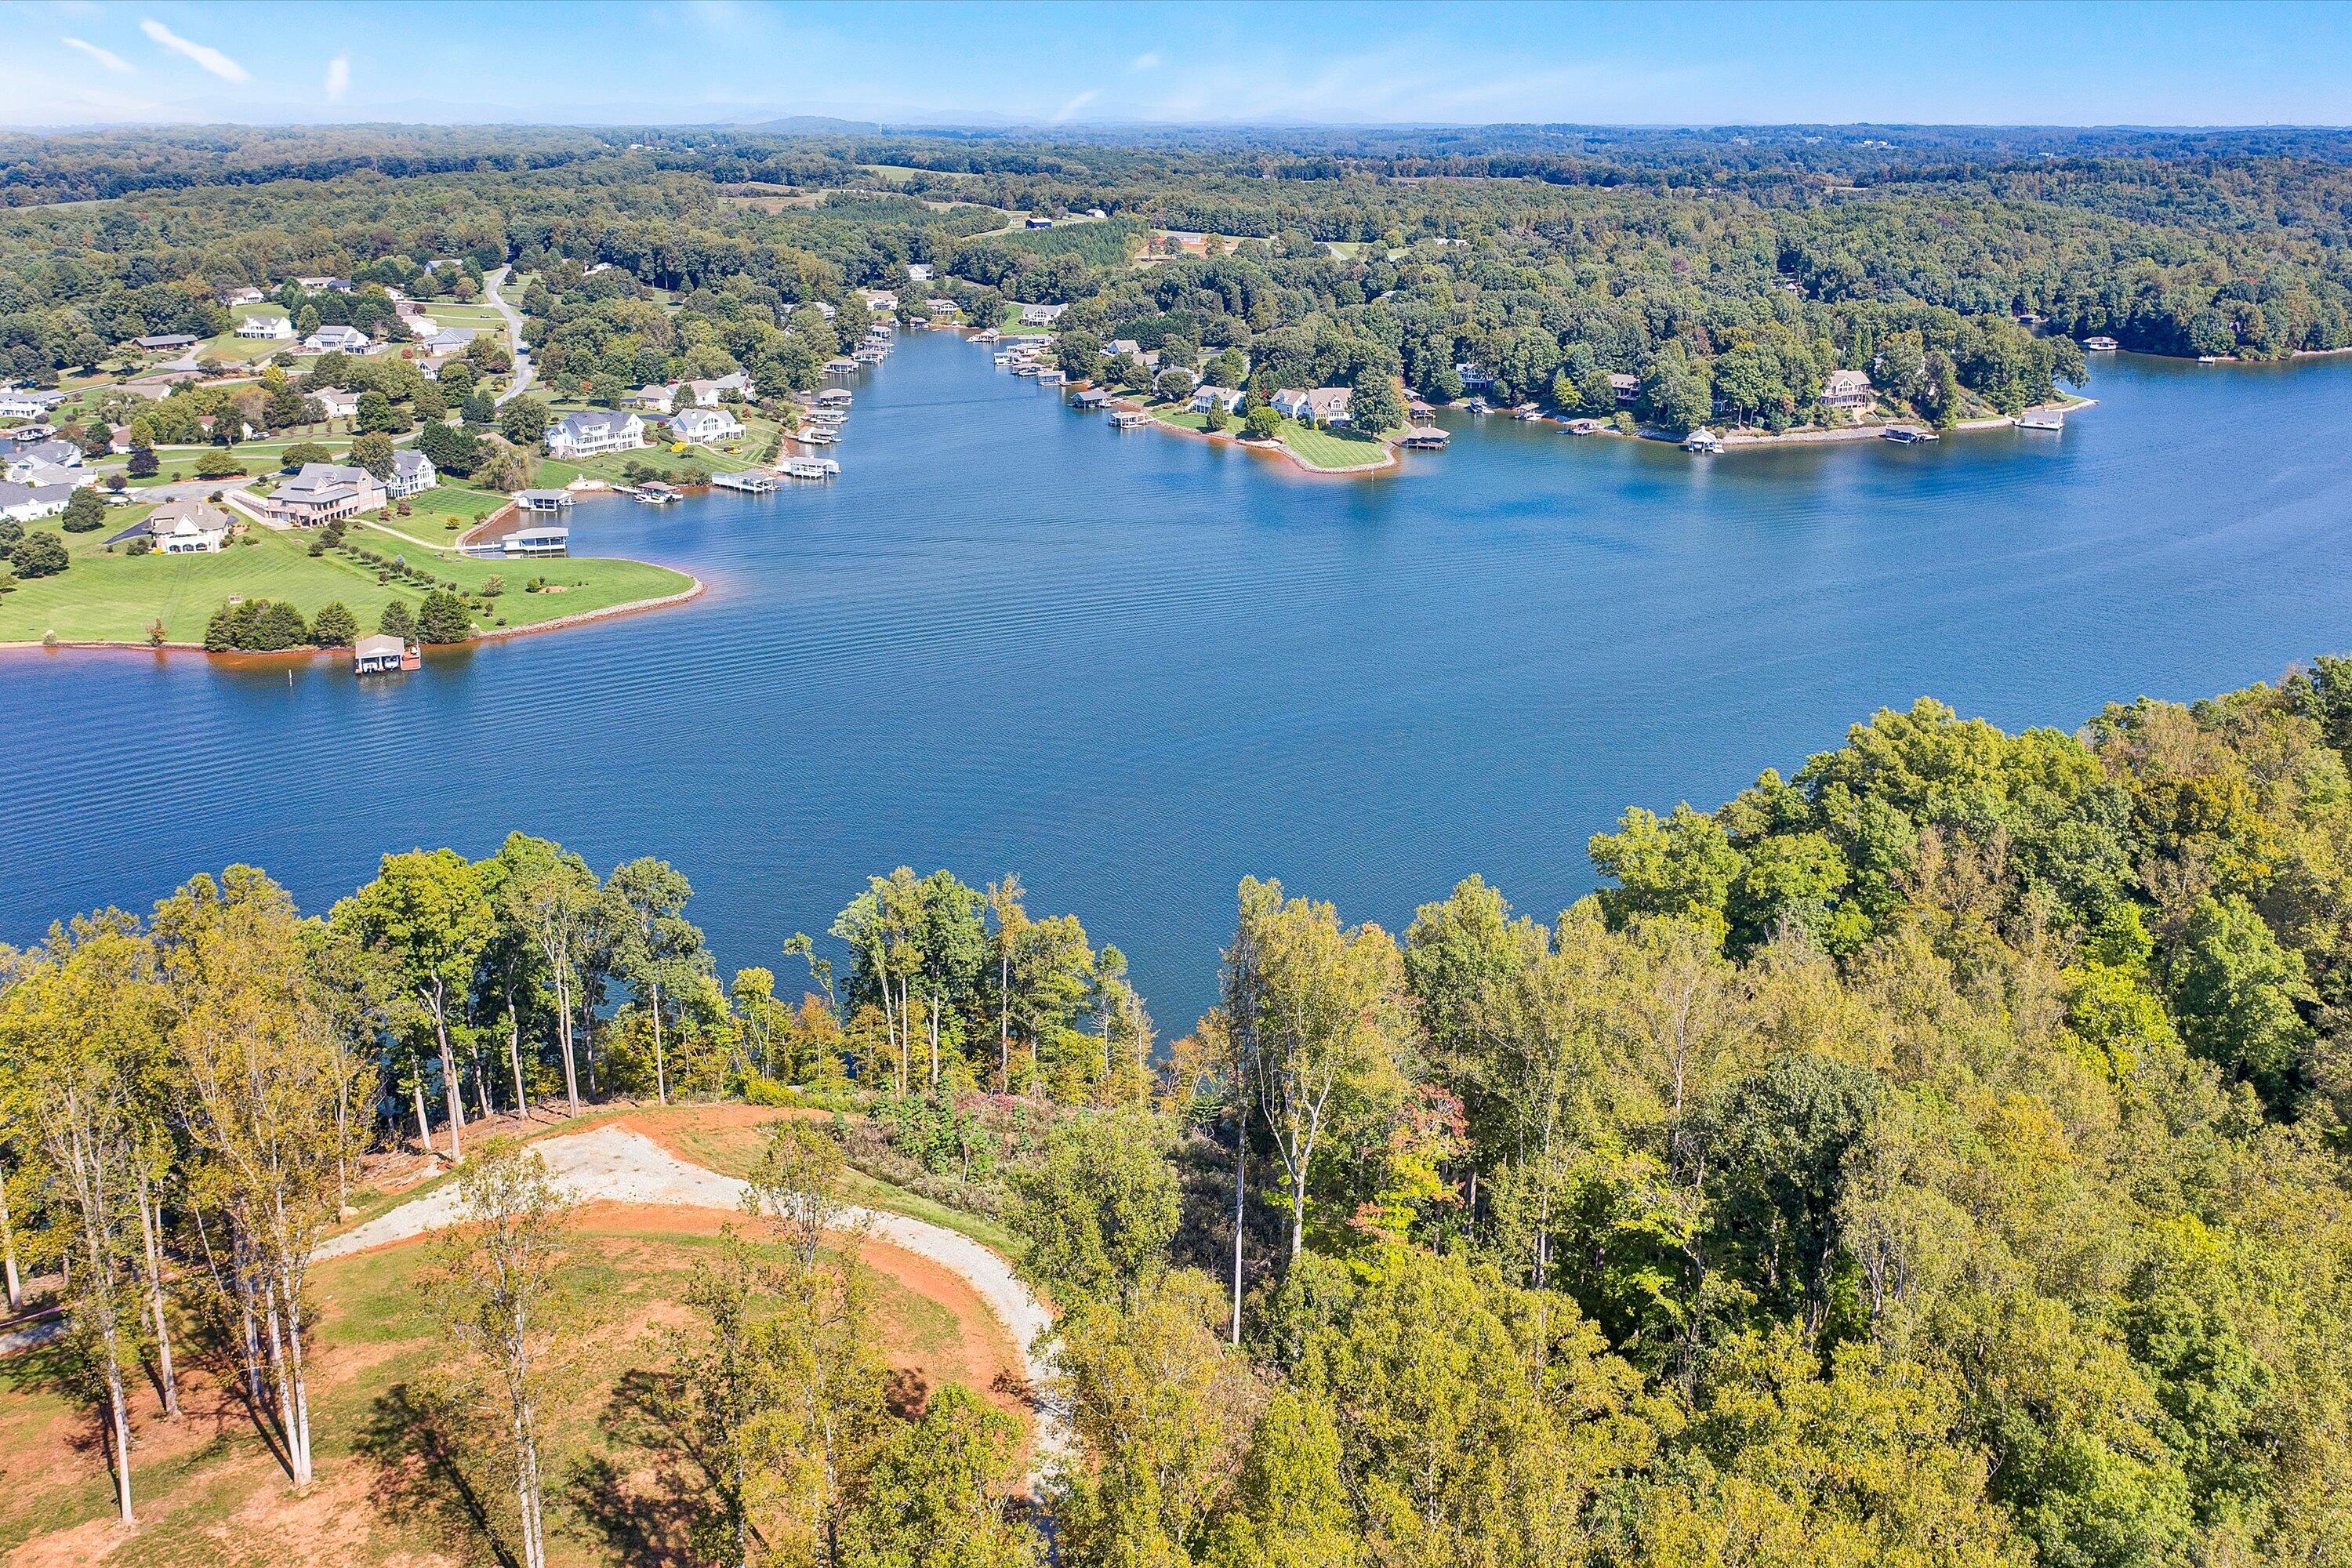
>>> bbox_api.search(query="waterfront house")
[0,389,64,419]
[1682,427,1723,453]
[142,499,234,553]
[858,289,898,312]
[926,298,959,317]
[670,405,744,444]
[2083,336,2121,352]
[236,314,295,339]
[1189,386,1246,416]
[1454,362,1493,390]
[5,440,83,484]
[387,450,437,499]
[1110,408,1151,430]
[515,488,574,512]
[303,325,369,354]
[1822,368,1874,412]
[1610,373,1640,405]
[544,409,646,459]
[352,633,419,675]
[1019,303,1069,327]
[267,463,386,525]
[1305,387,1353,426]
[1269,389,1312,422]
[313,388,362,421]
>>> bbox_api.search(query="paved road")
[485,264,535,407]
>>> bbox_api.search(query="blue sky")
[8,1,2352,129]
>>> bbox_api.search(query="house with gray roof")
[387,449,437,499]
[266,463,385,525]
[544,409,645,459]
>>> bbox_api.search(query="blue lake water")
[5,335,2351,1029]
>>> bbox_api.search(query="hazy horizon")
[6,1,2352,133]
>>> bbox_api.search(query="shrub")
[417,588,472,644]
[60,488,105,533]
[127,536,152,557]
[481,575,504,597]
[310,600,358,646]
[9,534,68,578]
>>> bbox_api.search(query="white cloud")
[63,36,134,72]
[140,17,249,82]
[325,54,350,100]
[1131,51,1160,71]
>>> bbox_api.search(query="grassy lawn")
[0,511,691,647]
[373,483,513,545]
[1280,420,1394,471]
[536,415,781,485]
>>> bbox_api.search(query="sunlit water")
[7,335,2350,1028]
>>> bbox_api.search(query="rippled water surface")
[7,336,2352,1025]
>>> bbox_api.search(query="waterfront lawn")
[546,416,782,485]
[390,482,512,539]
[0,516,691,646]
[1281,421,1393,471]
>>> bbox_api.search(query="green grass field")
[1,510,691,647]
[534,412,781,485]
[1279,420,1394,471]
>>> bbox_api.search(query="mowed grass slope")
[2,511,691,646]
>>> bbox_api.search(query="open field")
[0,1204,1024,1566]
[0,510,692,647]
[1279,420,1395,471]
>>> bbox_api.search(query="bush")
[481,575,503,598]
[417,589,471,644]
[60,488,105,533]
[310,600,358,646]
[193,452,245,480]
[127,536,152,557]
[10,533,68,578]
[202,597,309,652]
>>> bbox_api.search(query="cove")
[5,333,2352,1029]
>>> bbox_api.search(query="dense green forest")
[5,123,2352,433]
[10,651,2352,1564]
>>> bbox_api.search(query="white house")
[225,286,266,307]
[681,379,724,408]
[1271,387,1353,426]
[0,481,74,523]
[405,314,441,339]
[1019,303,1069,327]
[0,389,64,419]
[906,263,934,282]
[303,325,369,354]
[387,449,437,498]
[312,388,362,421]
[5,441,83,485]
[423,328,477,355]
[1189,386,1246,416]
[544,409,645,459]
[670,405,743,444]
[858,289,899,311]
[267,463,387,524]
[1821,368,1874,412]
[236,314,295,340]
[629,384,678,414]
[143,499,233,553]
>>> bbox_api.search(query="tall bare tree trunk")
[506,989,529,1118]
[651,977,668,1105]
[1230,1116,1247,1345]
[554,960,581,1116]
[104,1337,133,1525]
[136,1176,178,1417]
[0,1174,21,1314]
[430,981,464,1162]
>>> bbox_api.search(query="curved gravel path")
[319,1125,1062,1456]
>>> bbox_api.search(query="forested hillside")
[5,122,2350,431]
[9,655,2352,1564]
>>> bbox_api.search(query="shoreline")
[1109,394,1403,477]
[0,571,707,662]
